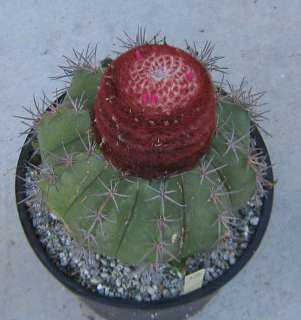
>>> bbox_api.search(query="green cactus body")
[37,102,254,265]
[62,69,103,111]
[209,101,256,210]
[34,42,260,267]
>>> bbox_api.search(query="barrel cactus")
[22,30,268,268]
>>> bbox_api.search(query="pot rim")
[15,127,273,310]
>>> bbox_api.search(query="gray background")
[1,0,300,319]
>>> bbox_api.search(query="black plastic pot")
[15,128,273,320]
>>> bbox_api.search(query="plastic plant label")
[183,269,205,295]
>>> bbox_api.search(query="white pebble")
[250,216,260,226]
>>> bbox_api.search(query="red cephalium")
[93,44,216,178]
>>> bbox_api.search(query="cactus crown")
[19,29,269,268]
[94,43,216,178]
